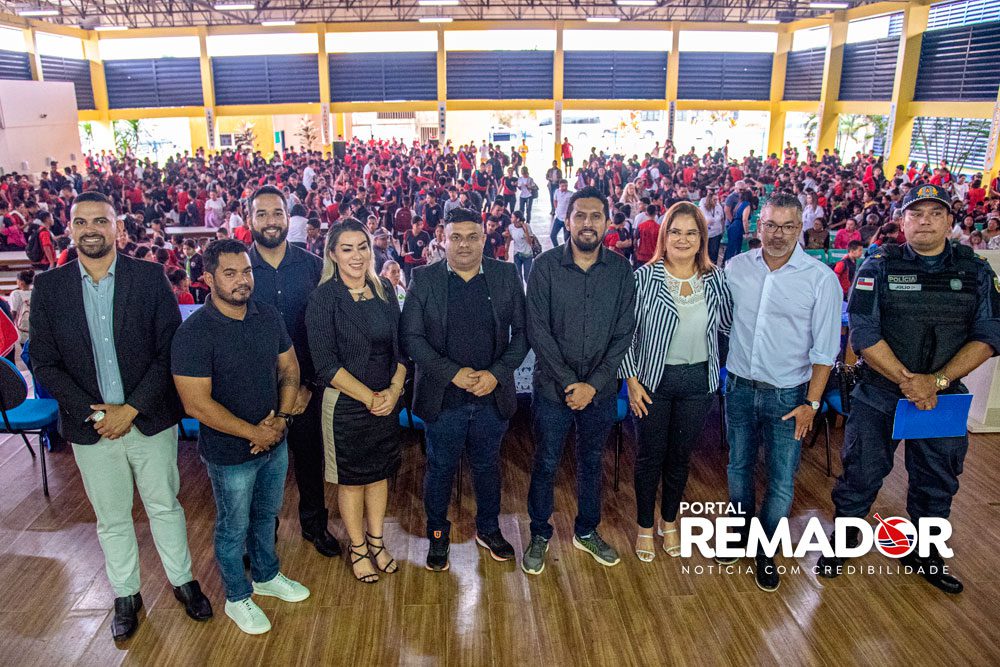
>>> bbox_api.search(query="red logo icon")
[873,513,917,558]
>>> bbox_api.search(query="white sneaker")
[252,572,310,602]
[225,598,271,635]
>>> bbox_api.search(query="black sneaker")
[817,527,860,578]
[476,530,515,562]
[426,530,450,572]
[901,547,964,595]
[755,554,780,592]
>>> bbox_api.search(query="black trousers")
[831,397,968,522]
[634,362,713,528]
[286,389,329,532]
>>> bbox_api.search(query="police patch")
[856,277,875,291]
[995,276,1000,294]
[889,284,922,291]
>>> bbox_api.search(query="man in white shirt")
[550,179,573,247]
[721,192,842,593]
[302,161,317,191]
[699,190,725,263]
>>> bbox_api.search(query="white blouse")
[664,270,709,365]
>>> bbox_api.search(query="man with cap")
[373,227,400,275]
[817,184,1000,593]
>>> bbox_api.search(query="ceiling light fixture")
[94,25,129,31]
[18,9,59,16]
[260,20,295,26]
[418,0,460,6]
[748,19,780,25]
[587,17,622,23]
[418,17,453,23]
[809,2,850,9]
[615,0,658,6]
[214,3,256,10]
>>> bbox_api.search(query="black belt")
[729,373,807,392]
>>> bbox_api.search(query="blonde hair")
[319,218,387,301]
[648,201,714,275]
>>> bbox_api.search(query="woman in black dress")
[306,218,407,584]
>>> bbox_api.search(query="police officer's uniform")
[821,184,1000,593]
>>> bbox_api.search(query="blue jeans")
[205,441,288,602]
[724,375,806,538]
[513,253,533,285]
[550,218,567,247]
[424,401,508,538]
[708,234,722,264]
[528,392,616,540]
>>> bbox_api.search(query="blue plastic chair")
[613,382,629,491]
[0,357,59,496]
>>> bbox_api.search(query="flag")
[0,308,18,358]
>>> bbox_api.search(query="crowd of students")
[4,133,999,641]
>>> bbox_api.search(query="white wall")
[0,79,83,176]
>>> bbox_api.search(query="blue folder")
[892,394,973,440]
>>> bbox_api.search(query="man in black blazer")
[401,207,528,572]
[29,192,211,642]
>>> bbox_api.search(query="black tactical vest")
[863,243,979,393]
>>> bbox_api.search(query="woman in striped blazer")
[619,201,734,562]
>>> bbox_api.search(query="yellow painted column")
[83,33,110,128]
[22,27,42,81]
[665,27,680,143]
[767,31,792,158]
[984,87,1000,194]
[436,27,447,142]
[886,1,931,168]
[196,27,215,153]
[817,11,848,152]
[553,23,564,162]
[317,23,332,150]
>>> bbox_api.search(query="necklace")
[347,286,368,302]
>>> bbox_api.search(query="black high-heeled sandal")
[349,543,379,584]
[366,532,398,574]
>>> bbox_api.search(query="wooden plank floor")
[1,403,998,667]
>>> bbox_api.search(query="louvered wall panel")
[213,54,319,105]
[783,47,825,101]
[330,52,436,102]
[447,51,553,100]
[40,56,95,109]
[677,52,772,100]
[104,58,203,108]
[563,51,666,100]
[838,37,899,101]
[914,21,1000,101]
[0,49,31,81]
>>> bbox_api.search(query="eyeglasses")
[761,221,800,235]
[666,229,700,240]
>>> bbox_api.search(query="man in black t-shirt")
[172,239,310,636]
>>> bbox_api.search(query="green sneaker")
[573,530,620,567]
[521,535,549,575]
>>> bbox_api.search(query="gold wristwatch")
[933,373,951,391]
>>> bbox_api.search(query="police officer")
[817,184,1000,593]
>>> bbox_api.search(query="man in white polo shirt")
[721,191,842,592]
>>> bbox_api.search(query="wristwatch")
[276,411,295,426]
[806,400,821,411]
[934,374,951,391]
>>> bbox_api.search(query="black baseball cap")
[900,183,951,212]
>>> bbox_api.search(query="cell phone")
[85,410,106,424]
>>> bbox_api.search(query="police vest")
[863,243,979,393]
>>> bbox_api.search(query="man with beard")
[29,191,212,642]
[244,186,340,558]
[522,186,636,575]
[721,192,842,592]
[172,239,309,635]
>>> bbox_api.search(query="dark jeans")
[831,397,968,521]
[205,441,287,602]
[725,374,807,537]
[634,363,713,528]
[286,390,328,533]
[547,183,558,212]
[423,401,509,537]
[518,195,534,224]
[528,391,616,540]
[550,218,567,247]
[504,194,517,213]
[708,235,722,264]
[513,252,533,285]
